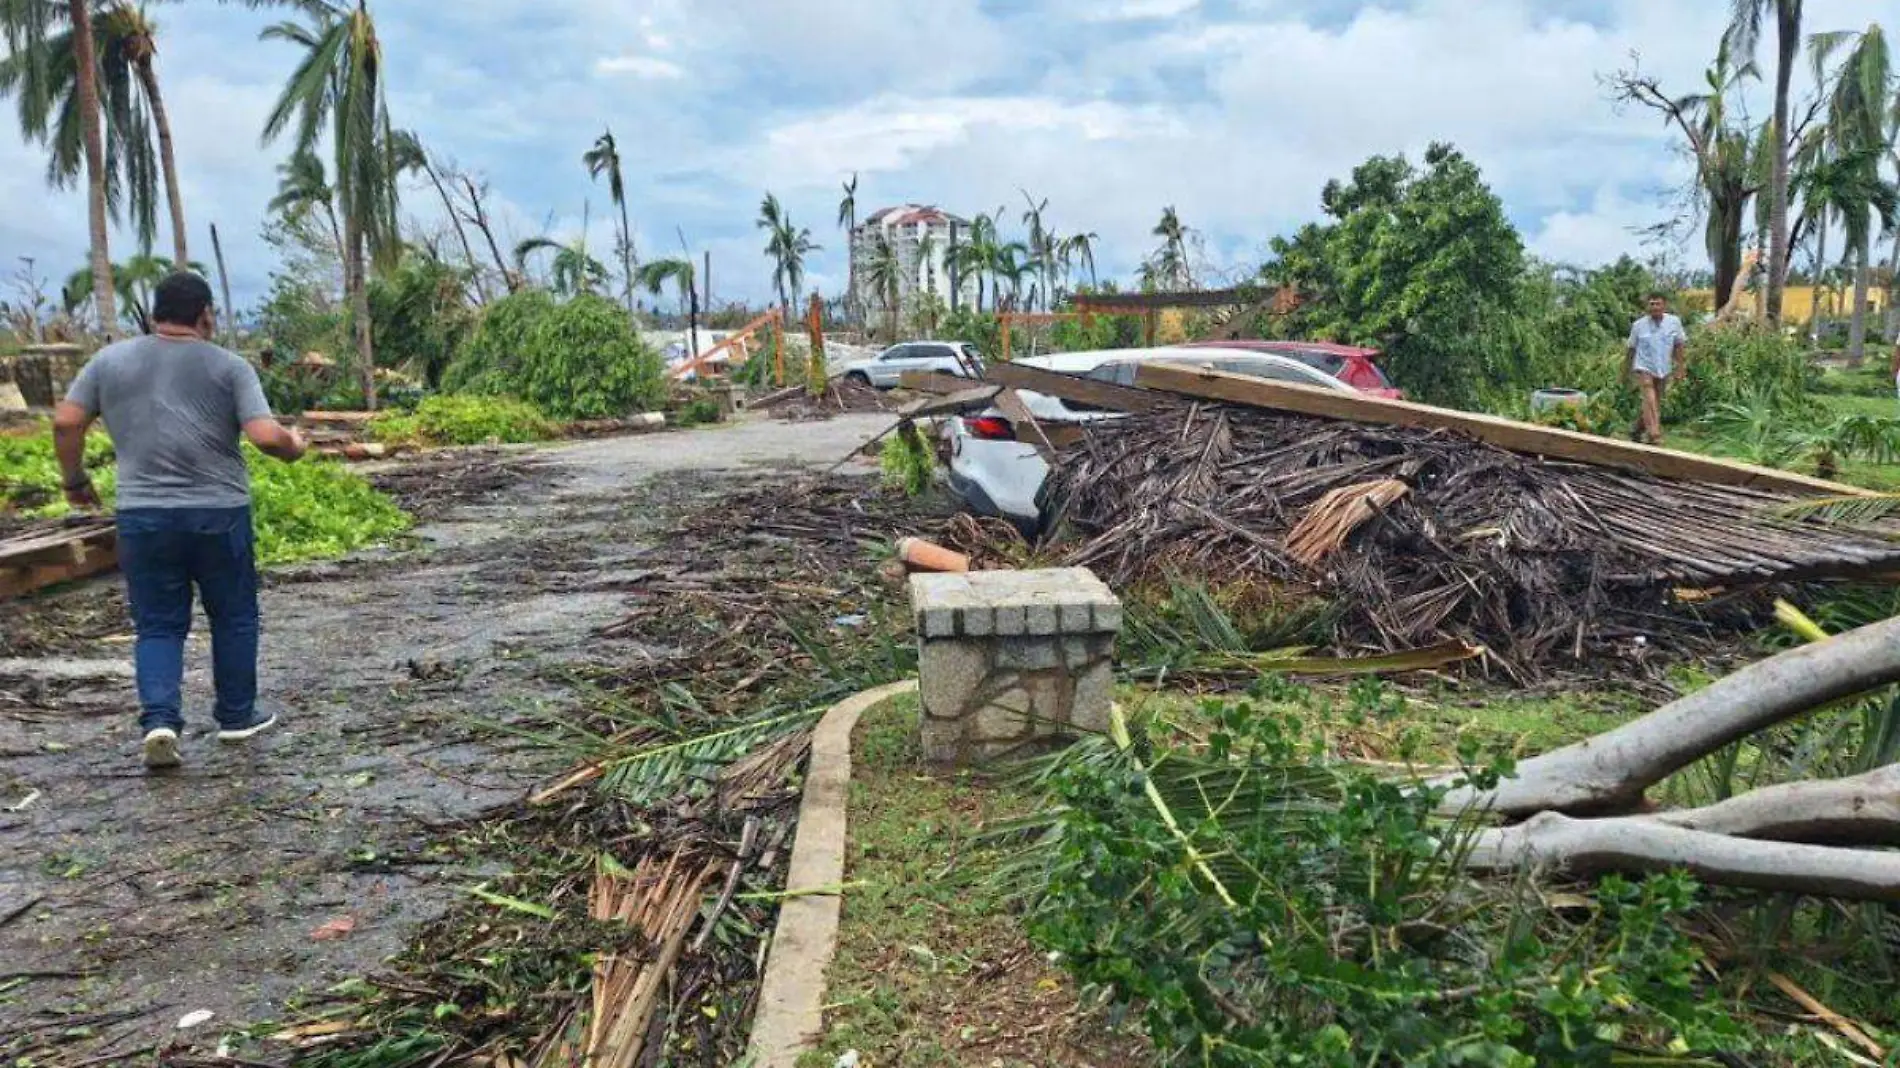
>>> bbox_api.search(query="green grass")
[801,693,1146,1068]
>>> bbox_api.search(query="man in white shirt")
[1625,293,1688,445]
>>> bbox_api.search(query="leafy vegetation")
[1017,693,1892,1066]
[444,291,665,420]
[879,423,935,496]
[1,427,407,564]
[369,394,554,447]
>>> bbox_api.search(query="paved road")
[0,412,894,1055]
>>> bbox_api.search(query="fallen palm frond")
[1776,491,1900,528]
[1043,405,1900,678]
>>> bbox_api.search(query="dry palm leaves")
[1042,405,1900,679]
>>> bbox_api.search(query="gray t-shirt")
[65,335,273,510]
[1628,314,1687,378]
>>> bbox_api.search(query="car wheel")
[845,372,873,388]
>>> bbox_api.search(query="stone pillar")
[911,568,1122,766]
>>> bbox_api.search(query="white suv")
[942,347,1355,535]
[839,341,984,389]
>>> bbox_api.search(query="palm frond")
[1774,492,1900,527]
[598,706,822,805]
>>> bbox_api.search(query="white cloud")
[595,54,686,79]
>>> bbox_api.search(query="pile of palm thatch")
[1042,404,1900,678]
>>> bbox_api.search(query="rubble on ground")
[1034,404,1900,679]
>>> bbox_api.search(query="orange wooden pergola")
[668,307,787,384]
[997,286,1302,361]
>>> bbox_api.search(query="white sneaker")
[143,728,181,769]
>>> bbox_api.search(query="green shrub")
[1665,323,1817,422]
[369,395,554,447]
[445,291,664,420]
[1,425,115,516]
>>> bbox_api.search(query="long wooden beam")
[668,308,783,382]
[984,362,1165,413]
[1133,363,1870,499]
[1,520,118,600]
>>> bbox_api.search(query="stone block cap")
[911,568,1122,640]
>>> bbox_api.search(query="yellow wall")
[1682,285,1889,320]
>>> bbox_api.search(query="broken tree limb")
[1647,765,1900,846]
[1464,811,1900,903]
[1438,615,1900,818]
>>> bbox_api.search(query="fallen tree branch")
[1464,812,1900,903]
[1648,765,1900,846]
[1439,616,1900,818]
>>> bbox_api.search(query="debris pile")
[1042,404,1900,678]
[753,378,895,421]
[364,448,547,519]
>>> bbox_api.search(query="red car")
[1181,340,1403,399]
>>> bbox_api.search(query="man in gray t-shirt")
[54,272,308,769]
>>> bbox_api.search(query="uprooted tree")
[1439,613,1900,902]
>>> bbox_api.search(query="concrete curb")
[745,679,919,1068]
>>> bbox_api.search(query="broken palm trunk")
[1041,405,1900,678]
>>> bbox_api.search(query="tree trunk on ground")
[1437,615,1900,818]
[1764,4,1800,325]
[209,223,235,345]
[1848,238,1870,366]
[1465,811,1900,903]
[69,0,115,337]
[1650,764,1900,845]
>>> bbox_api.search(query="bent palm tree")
[392,129,486,300]
[636,256,699,359]
[1060,231,1099,291]
[269,147,343,255]
[860,232,901,342]
[1810,23,1897,365]
[585,128,636,317]
[261,0,398,408]
[514,236,608,298]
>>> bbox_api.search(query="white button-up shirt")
[1628,314,1686,378]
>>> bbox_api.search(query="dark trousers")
[116,506,259,733]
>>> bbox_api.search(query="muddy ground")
[0,413,892,1058]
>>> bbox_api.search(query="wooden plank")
[900,385,1001,418]
[985,362,1165,413]
[898,370,980,395]
[0,526,117,599]
[297,410,377,425]
[668,308,782,382]
[1133,363,1871,499]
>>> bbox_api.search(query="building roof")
[861,204,969,230]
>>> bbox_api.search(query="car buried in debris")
[940,347,1358,536]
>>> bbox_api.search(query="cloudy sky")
[4,0,1899,312]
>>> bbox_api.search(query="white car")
[839,341,985,389]
[941,347,1356,534]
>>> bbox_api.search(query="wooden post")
[806,294,827,397]
[1144,309,1158,347]
[1001,315,1012,363]
[704,250,713,311]
[773,314,785,387]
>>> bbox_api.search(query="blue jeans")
[116,506,259,733]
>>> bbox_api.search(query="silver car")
[941,347,1357,534]
[839,341,984,389]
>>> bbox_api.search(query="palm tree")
[270,146,342,255]
[584,128,636,317]
[1060,231,1099,291]
[261,0,398,408]
[837,171,857,323]
[100,3,184,264]
[514,235,608,297]
[954,213,1001,313]
[860,232,901,342]
[1020,190,1052,312]
[635,256,698,352]
[64,251,197,332]
[1726,0,1806,324]
[1810,24,1898,365]
[2,0,123,331]
[1150,205,1191,290]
